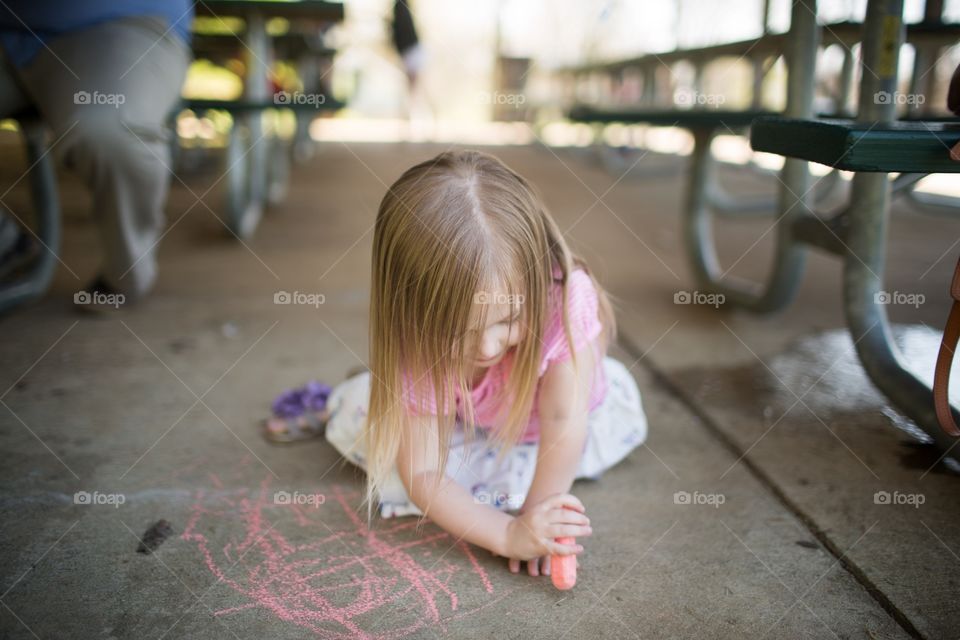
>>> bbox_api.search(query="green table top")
[750,117,960,173]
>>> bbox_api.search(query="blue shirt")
[0,0,194,68]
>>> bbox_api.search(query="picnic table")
[747,0,960,453]
[185,0,345,239]
[569,0,960,453]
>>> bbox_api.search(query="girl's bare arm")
[521,340,596,511]
[395,413,513,556]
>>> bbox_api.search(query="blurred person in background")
[0,1,193,311]
[390,0,432,137]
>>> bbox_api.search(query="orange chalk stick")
[551,536,577,590]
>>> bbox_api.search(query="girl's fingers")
[543,554,552,576]
[509,557,520,573]
[547,493,585,514]
[527,557,539,577]
[546,539,583,556]
[547,508,590,526]
[550,523,592,539]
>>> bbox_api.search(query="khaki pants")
[0,16,190,295]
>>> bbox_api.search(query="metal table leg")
[683,0,818,312]
[266,136,291,205]
[843,0,959,451]
[844,172,959,452]
[224,10,270,240]
[0,121,60,313]
[224,122,263,239]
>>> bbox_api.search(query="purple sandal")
[261,381,333,443]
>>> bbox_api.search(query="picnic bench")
[569,0,960,453]
[563,3,960,215]
[567,107,817,216]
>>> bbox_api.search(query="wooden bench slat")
[182,97,342,113]
[560,20,960,74]
[194,0,345,22]
[750,117,960,173]
[191,33,336,59]
[568,106,775,128]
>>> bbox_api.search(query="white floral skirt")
[324,356,648,518]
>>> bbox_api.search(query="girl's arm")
[396,413,512,555]
[521,339,597,514]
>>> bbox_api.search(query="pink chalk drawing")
[181,474,513,638]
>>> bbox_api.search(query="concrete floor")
[0,136,958,639]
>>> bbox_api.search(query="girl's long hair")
[363,150,616,524]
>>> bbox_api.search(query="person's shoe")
[73,276,134,314]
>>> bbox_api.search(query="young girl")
[289,150,647,576]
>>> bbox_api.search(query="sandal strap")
[265,411,326,442]
[286,412,323,438]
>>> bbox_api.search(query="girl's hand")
[507,550,580,577]
[500,493,591,575]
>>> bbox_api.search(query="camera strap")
[934,254,960,437]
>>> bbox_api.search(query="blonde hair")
[364,150,616,523]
